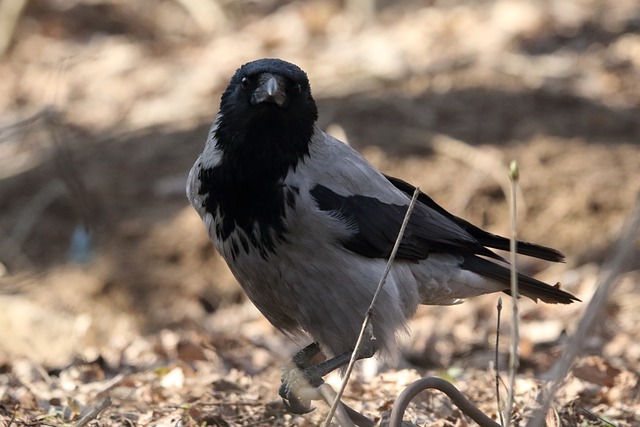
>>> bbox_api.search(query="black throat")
[197,111,313,258]
[215,106,313,185]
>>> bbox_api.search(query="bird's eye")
[240,77,250,89]
[291,83,302,95]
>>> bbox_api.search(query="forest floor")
[0,0,639,425]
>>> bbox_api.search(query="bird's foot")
[279,361,324,414]
[279,341,377,414]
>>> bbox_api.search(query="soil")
[0,0,639,425]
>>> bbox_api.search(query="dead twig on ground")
[74,396,112,427]
[317,384,359,427]
[388,377,501,427]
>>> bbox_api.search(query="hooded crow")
[187,58,578,412]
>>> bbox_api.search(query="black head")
[214,58,319,184]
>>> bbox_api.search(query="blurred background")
[0,0,639,425]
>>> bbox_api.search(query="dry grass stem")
[506,160,520,427]
[495,297,505,426]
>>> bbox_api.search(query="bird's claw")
[279,363,323,414]
[280,390,314,414]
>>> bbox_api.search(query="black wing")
[384,175,578,304]
[309,180,578,304]
[384,175,565,262]
[309,184,500,261]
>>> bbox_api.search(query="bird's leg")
[291,341,322,369]
[280,342,377,414]
[279,342,323,414]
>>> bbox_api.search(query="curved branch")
[389,376,501,427]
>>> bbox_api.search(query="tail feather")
[467,232,565,263]
[385,174,565,262]
[461,255,579,304]
[385,174,578,304]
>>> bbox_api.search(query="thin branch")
[7,404,18,427]
[388,376,501,427]
[323,187,422,427]
[505,160,520,427]
[318,384,357,427]
[495,297,504,427]
[74,396,112,427]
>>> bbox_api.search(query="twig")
[318,384,357,427]
[527,193,640,427]
[575,406,617,427]
[323,187,422,427]
[388,376,501,427]
[505,160,520,427]
[93,374,126,399]
[495,297,504,427]
[7,404,18,427]
[74,396,112,427]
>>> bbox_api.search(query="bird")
[186,58,579,413]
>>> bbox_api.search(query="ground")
[0,0,639,426]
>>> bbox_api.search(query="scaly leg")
[279,342,377,414]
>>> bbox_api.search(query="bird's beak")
[251,74,287,107]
